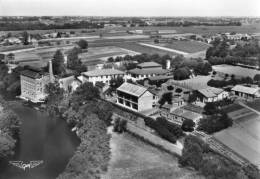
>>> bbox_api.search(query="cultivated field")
[214,112,260,168]
[155,41,211,53]
[116,42,179,56]
[103,130,204,179]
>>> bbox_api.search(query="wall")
[138,91,153,111]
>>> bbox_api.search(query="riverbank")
[102,127,204,179]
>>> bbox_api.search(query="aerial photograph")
[0,0,259,178]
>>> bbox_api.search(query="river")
[0,102,80,179]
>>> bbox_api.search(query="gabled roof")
[117,82,149,97]
[232,85,259,95]
[137,62,162,68]
[198,87,224,98]
[82,69,125,77]
[128,68,169,75]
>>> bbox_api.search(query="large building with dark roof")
[20,61,54,103]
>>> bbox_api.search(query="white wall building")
[81,69,126,85]
[197,87,229,103]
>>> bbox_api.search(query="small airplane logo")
[9,160,44,171]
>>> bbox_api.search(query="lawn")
[103,129,204,179]
[157,41,211,53]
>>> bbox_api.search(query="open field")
[213,64,260,78]
[116,42,179,56]
[154,41,210,53]
[4,24,260,36]
[80,46,140,63]
[103,130,204,179]
[214,112,260,169]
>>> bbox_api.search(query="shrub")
[181,119,195,132]
[167,85,174,91]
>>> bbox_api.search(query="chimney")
[49,60,55,83]
[166,59,171,69]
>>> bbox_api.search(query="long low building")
[231,85,260,99]
[116,82,158,112]
[81,69,126,85]
[197,87,229,103]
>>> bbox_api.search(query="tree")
[22,31,29,45]
[67,47,86,73]
[52,50,66,75]
[188,92,198,103]
[181,119,195,132]
[77,39,88,49]
[173,67,191,80]
[204,102,219,115]
[158,92,172,106]
[109,76,124,90]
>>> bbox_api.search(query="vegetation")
[181,119,195,132]
[144,117,184,144]
[109,76,124,91]
[66,47,86,74]
[0,97,20,160]
[77,39,88,50]
[179,135,248,179]
[158,92,172,106]
[207,76,254,88]
[113,117,127,133]
[173,67,191,80]
[52,50,66,76]
[197,111,233,134]
[45,82,114,179]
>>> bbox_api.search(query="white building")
[197,87,229,103]
[231,85,260,99]
[58,76,82,92]
[128,62,169,81]
[116,82,157,112]
[81,69,126,85]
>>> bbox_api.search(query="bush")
[167,85,174,91]
[181,119,195,132]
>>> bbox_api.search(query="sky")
[0,0,259,17]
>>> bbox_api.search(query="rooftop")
[148,75,173,81]
[231,85,259,95]
[128,68,169,75]
[171,108,202,121]
[198,87,224,98]
[21,70,47,79]
[137,62,162,68]
[117,82,148,97]
[82,69,125,77]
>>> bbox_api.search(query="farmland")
[103,130,204,179]
[116,42,179,56]
[153,40,211,53]
[214,111,260,169]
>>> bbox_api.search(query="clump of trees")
[158,92,172,106]
[144,117,184,144]
[198,111,233,134]
[77,39,88,50]
[51,50,66,76]
[113,117,127,133]
[66,47,86,74]
[0,97,21,160]
[173,67,191,80]
[207,76,254,88]
[181,119,195,132]
[179,135,249,179]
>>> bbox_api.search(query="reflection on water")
[0,102,80,179]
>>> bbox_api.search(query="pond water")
[0,102,80,179]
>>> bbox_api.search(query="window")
[118,98,123,104]
[132,103,138,110]
[125,101,131,107]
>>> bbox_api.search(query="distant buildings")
[128,62,170,81]
[116,82,158,112]
[81,69,126,85]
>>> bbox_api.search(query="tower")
[49,60,55,83]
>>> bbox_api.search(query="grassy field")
[103,130,204,179]
[155,41,210,53]
[213,64,260,78]
[116,42,179,56]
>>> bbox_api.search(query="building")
[128,62,169,81]
[231,85,260,99]
[20,60,54,103]
[58,76,82,92]
[81,69,126,85]
[160,107,202,125]
[197,87,229,103]
[116,82,156,112]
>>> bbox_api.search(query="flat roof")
[117,82,148,97]
[21,70,47,79]
[82,69,125,77]
[128,68,169,75]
